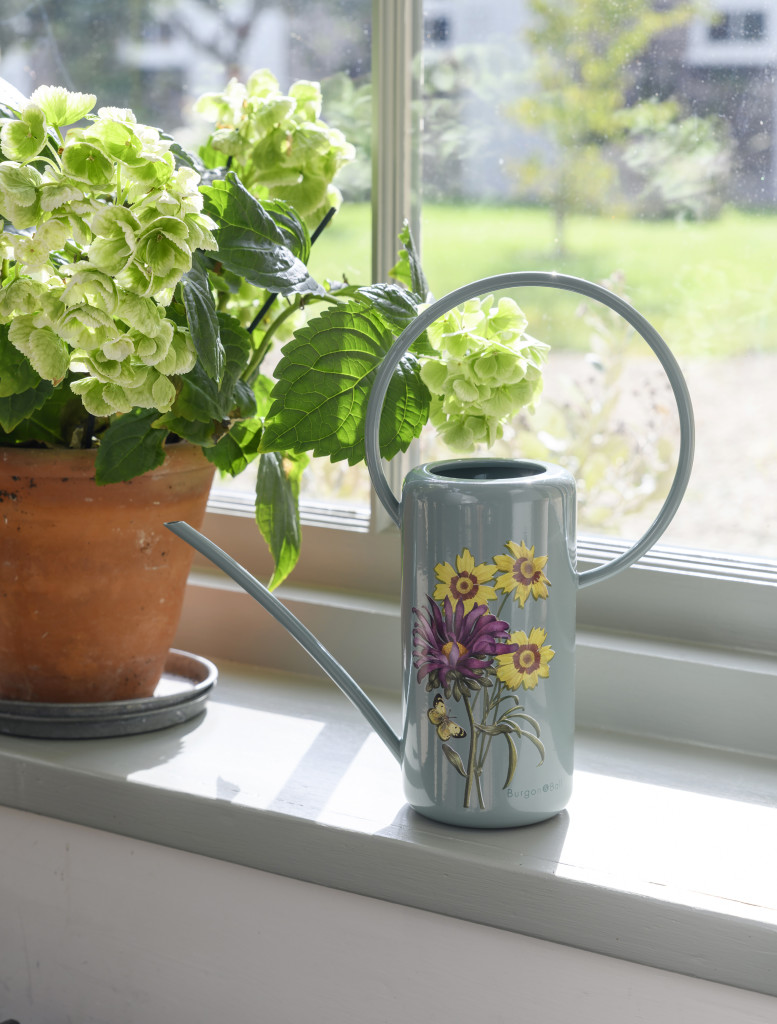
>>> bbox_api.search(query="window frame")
[196,0,776,686]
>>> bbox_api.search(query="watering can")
[167,272,694,829]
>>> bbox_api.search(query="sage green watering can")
[167,272,694,828]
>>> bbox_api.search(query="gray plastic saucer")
[0,649,217,739]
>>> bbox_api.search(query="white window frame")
[191,0,776,751]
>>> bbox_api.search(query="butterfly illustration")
[428,694,467,741]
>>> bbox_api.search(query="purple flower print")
[412,595,513,699]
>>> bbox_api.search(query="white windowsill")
[0,658,775,999]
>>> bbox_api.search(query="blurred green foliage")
[310,200,777,357]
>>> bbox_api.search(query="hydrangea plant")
[0,73,548,586]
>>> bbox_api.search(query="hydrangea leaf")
[94,410,167,484]
[9,323,70,382]
[0,381,84,447]
[389,221,429,301]
[261,299,430,465]
[202,172,322,296]
[180,251,223,381]
[255,450,308,590]
[199,313,251,418]
[0,375,53,432]
[261,198,311,263]
[355,282,434,357]
[356,283,420,332]
[203,414,263,476]
[0,324,41,396]
[28,86,96,127]
[162,313,252,425]
[166,138,206,176]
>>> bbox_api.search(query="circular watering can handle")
[365,271,695,589]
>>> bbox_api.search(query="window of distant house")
[425,16,451,44]
[709,10,767,42]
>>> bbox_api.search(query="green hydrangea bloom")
[153,329,196,376]
[0,83,233,432]
[59,267,118,313]
[0,103,48,162]
[8,318,70,383]
[0,163,43,229]
[195,68,354,229]
[28,85,95,128]
[419,295,549,452]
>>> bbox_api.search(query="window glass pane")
[0,0,373,514]
[417,0,777,561]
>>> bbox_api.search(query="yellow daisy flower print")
[433,548,498,611]
[496,627,555,691]
[494,540,550,607]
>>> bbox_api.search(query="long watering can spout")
[165,521,402,763]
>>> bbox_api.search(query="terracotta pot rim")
[0,441,211,481]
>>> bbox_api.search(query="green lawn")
[308,202,777,356]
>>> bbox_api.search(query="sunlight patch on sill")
[557,769,777,919]
[316,731,405,832]
[127,702,325,810]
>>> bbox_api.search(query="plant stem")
[244,297,302,385]
[31,154,61,173]
[80,414,96,450]
[247,289,280,337]
[246,206,337,336]
[244,290,341,386]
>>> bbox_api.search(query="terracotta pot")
[0,443,215,702]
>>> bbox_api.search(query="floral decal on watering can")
[412,541,554,810]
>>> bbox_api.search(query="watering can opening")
[427,458,547,482]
